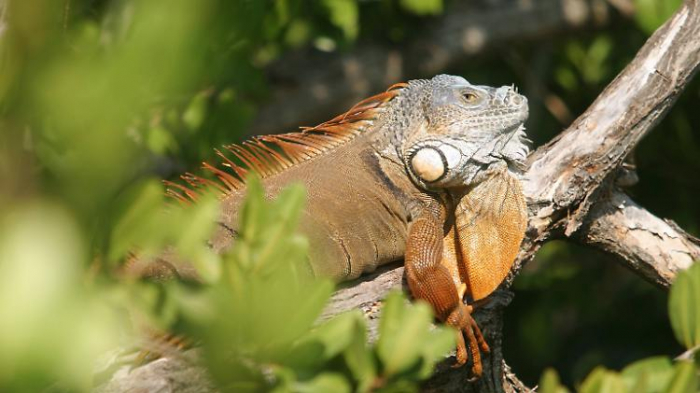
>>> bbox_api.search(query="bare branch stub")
[575,191,700,288]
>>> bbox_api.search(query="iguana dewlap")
[161,75,529,377]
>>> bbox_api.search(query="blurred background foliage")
[0,0,698,391]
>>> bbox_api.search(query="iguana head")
[394,74,529,190]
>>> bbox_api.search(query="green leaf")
[304,311,364,360]
[287,312,369,376]
[539,368,570,393]
[235,175,266,270]
[278,278,334,345]
[343,314,377,391]
[634,0,683,35]
[238,175,266,242]
[581,36,612,85]
[110,179,221,277]
[579,367,627,393]
[375,380,418,393]
[321,0,359,40]
[173,191,219,255]
[285,20,311,47]
[399,0,443,15]
[663,361,698,393]
[146,125,177,155]
[177,178,337,383]
[668,262,700,349]
[109,180,164,260]
[294,373,351,393]
[416,325,454,379]
[621,356,674,393]
[292,311,376,389]
[377,292,434,376]
[183,90,209,131]
[168,284,217,325]
[555,66,579,92]
[0,202,120,391]
[248,183,307,277]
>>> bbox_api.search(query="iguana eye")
[463,92,478,102]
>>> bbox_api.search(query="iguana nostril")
[410,147,447,182]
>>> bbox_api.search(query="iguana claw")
[447,303,490,377]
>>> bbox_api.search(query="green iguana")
[134,74,529,377]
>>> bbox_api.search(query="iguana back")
[208,129,421,280]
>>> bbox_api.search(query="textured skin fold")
[449,168,527,301]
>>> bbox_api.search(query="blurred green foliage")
[109,180,221,280]
[0,0,457,391]
[399,0,443,16]
[0,202,123,391]
[669,262,700,351]
[634,0,684,34]
[0,0,698,391]
[539,262,700,393]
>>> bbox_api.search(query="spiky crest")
[165,83,407,204]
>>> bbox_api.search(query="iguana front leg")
[404,198,489,377]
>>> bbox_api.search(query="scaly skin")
[152,75,529,377]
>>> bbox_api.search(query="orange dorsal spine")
[165,83,407,202]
